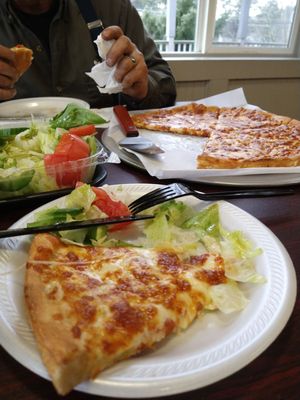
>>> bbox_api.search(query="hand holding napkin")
[86,33,123,94]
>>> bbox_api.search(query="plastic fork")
[128,183,294,214]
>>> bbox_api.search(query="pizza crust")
[11,44,33,76]
[25,269,92,394]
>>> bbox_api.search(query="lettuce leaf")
[220,229,264,283]
[65,183,97,213]
[183,203,221,239]
[50,103,108,129]
[209,280,249,313]
[143,200,198,249]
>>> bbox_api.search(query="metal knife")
[113,105,164,154]
[0,214,154,238]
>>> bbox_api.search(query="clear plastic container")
[0,143,109,200]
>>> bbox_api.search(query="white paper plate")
[0,97,89,118]
[0,183,296,398]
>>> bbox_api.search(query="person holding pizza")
[0,0,176,110]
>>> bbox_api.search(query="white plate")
[0,97,89,118]
[0,183,296,398]
[101,130,300,187]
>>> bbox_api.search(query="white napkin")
[86,33,123,94]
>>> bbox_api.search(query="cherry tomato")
[68,125,96,136]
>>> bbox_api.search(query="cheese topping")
[26,235,228,366]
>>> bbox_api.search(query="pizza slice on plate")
[25,232,237,395]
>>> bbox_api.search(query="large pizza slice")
[25,233,230,395]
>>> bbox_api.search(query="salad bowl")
[0,104,109,201]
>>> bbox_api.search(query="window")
[131,0,300,55]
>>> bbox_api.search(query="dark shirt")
[0,0,176,109]
[11,0,59,56]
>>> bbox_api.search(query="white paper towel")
[86,34,123,95]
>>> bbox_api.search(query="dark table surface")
[0,162,299,400]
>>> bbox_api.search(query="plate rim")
[0,183,297,398]
[0,96,90,118]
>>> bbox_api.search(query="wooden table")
[0,162,299,400]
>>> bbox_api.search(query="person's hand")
[101,26,148,101]
[0,45,18,101]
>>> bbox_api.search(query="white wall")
[167,58,300,119]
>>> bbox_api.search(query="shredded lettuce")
[183,203,221,239]
[0,117,101,199]
[65,184,97,212]
[143,200,197,250]
[216,225,264,283]
[209,280,249,313]
[37,127,64,154]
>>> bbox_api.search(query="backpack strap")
[75,0,121,104]
[74,0,104,42]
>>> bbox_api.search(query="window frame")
[160,0,300,57]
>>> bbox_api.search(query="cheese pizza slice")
[131,103,220,137]
[216,106,292,132]
[197,124,300,169]
[25,232,241,395]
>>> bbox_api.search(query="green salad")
[0,104,108,199]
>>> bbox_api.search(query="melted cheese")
[25,234,228,394]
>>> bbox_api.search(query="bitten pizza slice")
[11,44,33,76]
[25,232,246,395]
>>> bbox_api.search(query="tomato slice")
[44,134,90,188]
[92,186,132,231]
[44,153,68,170]
[68,125,96,136]
[44,153,77,187]
[55,133,90,160]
